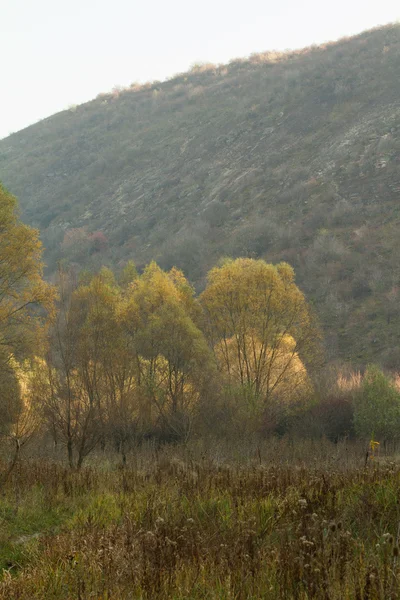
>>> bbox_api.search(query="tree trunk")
[121,438,127,468]
[67,437,74,469]
[0,437,21,490]
[77,452,84,470]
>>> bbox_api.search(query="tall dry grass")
[1,439,400,598]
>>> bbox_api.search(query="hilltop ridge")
[0,23,400,364]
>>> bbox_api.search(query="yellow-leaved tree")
[32,267,122,469]
[71,268,137,465]
[0,184,54,479]
[200,258,319,428]
[121,262,214,440]
[0,184,53,355]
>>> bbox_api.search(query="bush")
[354,365,400,442]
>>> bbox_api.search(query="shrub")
[354,365,400,442]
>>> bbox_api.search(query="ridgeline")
[0,23,399,364]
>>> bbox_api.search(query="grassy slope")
[0,24,399,364]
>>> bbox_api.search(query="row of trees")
[0,184,55,478]
[30,256,318,467]
[3,183,399,469]
[1,184,321,467]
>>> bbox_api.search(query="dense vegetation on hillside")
[0,24,399,364]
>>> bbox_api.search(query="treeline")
[23,255,319,468]
[1,183,400,469]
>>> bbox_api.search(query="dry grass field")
[1,439,400,599]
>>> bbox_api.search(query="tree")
[36,267,108,469]
[4,358,42,470]
[122,262,213,439]
[200,258,318,422]
[118,260,138,288]
[72,268,137,463]
[354,365,400,444]
[0,184,53,358]
[0,351,21,438]
[61,227,91,263]
[0,183,53,479]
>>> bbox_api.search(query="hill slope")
[1,24,400,364]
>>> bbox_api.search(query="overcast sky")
[1,0,399,140]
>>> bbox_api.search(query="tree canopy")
[0,184,54,466]
[0,184,54,359]
[200,258,319,412]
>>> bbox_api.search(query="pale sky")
[1,0,399,140]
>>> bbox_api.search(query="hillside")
[0,24,399,365]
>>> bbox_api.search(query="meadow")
[1,438,400,599]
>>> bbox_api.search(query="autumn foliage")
[0,185,54,476]
[0,194,322,466]
[5,183,400,470]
